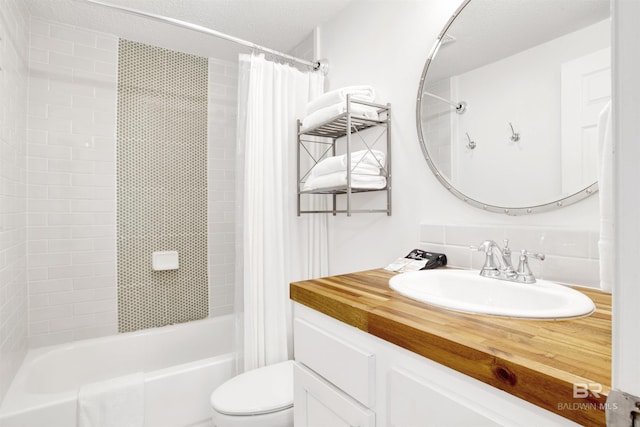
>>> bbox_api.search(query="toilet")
[210,360,295,427]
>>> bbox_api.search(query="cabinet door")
[388,367,506,427]
[294,363,375,427]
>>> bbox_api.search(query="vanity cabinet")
[293,303,581,427]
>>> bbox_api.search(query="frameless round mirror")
[417,0,610,215]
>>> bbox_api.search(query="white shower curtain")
[235,54,327,372]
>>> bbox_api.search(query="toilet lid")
[210,360,294,416]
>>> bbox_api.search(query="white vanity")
[290,269,610,427]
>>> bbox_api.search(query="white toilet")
[210,360,295,427]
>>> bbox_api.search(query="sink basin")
[388,269,595,319]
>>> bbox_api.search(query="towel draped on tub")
[77,372,145,427]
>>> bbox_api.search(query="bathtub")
[0,315,236,427]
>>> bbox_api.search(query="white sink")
[388,269,595,319]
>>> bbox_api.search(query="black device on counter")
[404,249,447,270]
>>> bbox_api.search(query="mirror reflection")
[418,0,610,211]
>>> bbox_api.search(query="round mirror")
[417,0,610,215]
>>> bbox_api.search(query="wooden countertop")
[290,269,611,427]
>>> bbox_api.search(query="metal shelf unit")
[297,96,391,216]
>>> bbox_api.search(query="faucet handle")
[516,250,545,283]
[523,250,545,261]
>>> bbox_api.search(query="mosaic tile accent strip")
[117,39,208,332]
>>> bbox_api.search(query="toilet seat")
[210,360,294,416]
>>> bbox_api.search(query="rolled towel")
[303,172,387,192]
[310,149,386,178]
[306,85,375,116]
[301,103,379,131]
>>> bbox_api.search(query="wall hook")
[465,132,476,150]
[509,122,520,142]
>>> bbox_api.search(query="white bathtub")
[0,315,236,427]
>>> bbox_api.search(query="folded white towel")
[77,373,145,427]
[306,85,375,116]
[301,103,379,131]
[310,149,386,178]
[303,172,387,192]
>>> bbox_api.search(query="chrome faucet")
[471,239,545,283]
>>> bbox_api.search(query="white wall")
[0,0,29,402]
[319,0,600,275]
[26,18,119,347]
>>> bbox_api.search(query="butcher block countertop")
[289,268,611,427]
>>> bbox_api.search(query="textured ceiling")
[24,0,353,60]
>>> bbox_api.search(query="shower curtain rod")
[84,0,329,73]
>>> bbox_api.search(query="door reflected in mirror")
[417,0,610,213]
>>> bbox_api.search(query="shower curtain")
[235,53,327,372]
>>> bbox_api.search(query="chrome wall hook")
[465,132,476,150]
[509,122,520,142]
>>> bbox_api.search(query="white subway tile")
[71,251,115,265]
[28,253,71,267]
[30,34,73,54]
[29,19,50,37]
[74,44,116,63]
[29,294,49,309]
[28,226,71,240]
[73,275,115,290]
[70,174,114,188]
[27,144,72,160]
[27,240,48,254]
[92,238,115,251]
[29,47,48,64]
[71,225,115,238]
[27,267,48,281]
[95,37,117,52]
[48,239,93,253]
[72,147,115,162]
[48,159,93,174]
[92,262,115,276]
[49,52,93,72]
[28,116,72,133]
[30,304,73,322]
[445,225,505,247]
[73,324,117,341]
[26,129,48,145]
[28,171,71,186]
[48,131,93,148]
[73,299,115,315]
[48,264,93,280]
[72,95,115,113]
[29,321,50,335]
[28,199,69,212]
[49,314,94,332]
[29,278,73,294]
[48,105,93,122]
[49,287,114,306]
[49,79,94,98]
[70,200,114,212]
[94,60,117,76]
[48,186,114,200]
[50,24,97,47]
[29,331,74,348]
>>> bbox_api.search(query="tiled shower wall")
[0,0,29,402]
[117,40,209,332]
[207,58,237,317]
[26,19,118,348]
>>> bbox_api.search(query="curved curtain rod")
[84,0,328,73]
